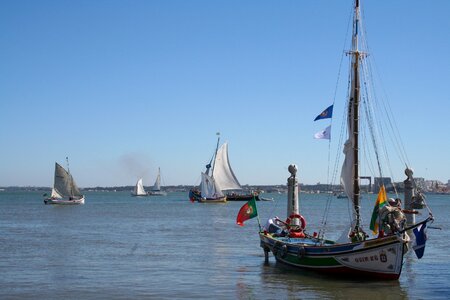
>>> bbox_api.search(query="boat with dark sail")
[258,0,434,280]
[44,158,85,205]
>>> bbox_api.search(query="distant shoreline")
[1,183,449,195]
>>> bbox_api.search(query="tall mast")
[351,0,361,229]
[211,132,221,177]
[66,156,74,197]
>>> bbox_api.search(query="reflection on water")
[258,261,407,299]
[0,191,448,299]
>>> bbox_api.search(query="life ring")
[285,213,306,231]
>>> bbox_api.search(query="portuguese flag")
[236,197,258,226]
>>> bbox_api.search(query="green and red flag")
[236,197,258,226]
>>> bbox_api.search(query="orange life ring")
[285,213,306,231]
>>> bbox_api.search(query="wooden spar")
[352,0,361,230]
[211,132,220,176]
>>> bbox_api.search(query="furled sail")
[134,178,147,196]
[340,4,361,226]
[212,143,242,191]
[201,172,224,198]
[54,162,82,198]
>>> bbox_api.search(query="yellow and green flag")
[370,185,387,234]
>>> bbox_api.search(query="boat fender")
[278,244,288,258]
[297,246,306,259]
[285,213,306,231]
[273,242,287,258]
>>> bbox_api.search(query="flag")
[369,185,387,234]
[412,222,428,259]
[314,125,331,140]
[314,105,333,121]
[236,197,258,226]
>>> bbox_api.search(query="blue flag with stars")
[314,105,333,121]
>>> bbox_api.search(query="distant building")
[373,177,393,193]
[414,177,426,190]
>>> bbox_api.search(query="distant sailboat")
[189,134,257,202]
[189,133,227,203]
[44,158,85,205]
[131,178,147,196]
[148,168,167,196]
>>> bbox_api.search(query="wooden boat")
[226,192,260,201]
[258,0,434,280]
[44,158,85,205]
[189,133,241,203]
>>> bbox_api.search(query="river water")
[0,191,448,299]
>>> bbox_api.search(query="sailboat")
[148,168,167,196]
[131,178,147,196]
[258,0,434,280]
[190,134,258,203]
[44,159,85,205]
[189,133,228,203]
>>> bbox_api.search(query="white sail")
[50,188,63,199]
[201,172,224,198]
[151,168,161,191]
[53,162,82,198]
[133,178,147,196]
[212,143,242,191]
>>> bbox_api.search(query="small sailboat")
[148,168,167,196]
[131,178,147,196]
[44,158,85,205]
[257,0,434,280]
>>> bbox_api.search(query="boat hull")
[260,233,406,280]
[189,189,226,203]
[197,196,227,203]
[148,191,167,196]
[44,196,85,205]
[226,193,260,201]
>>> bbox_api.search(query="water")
[0,191,449,299]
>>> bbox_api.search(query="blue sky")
[1,0,449,187]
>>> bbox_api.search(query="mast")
[66,156,73,198]
[211,132,221,177]
[351,0,361,229]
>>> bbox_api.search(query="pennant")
[236,197,258,226]
[314,105,333,121]
[314,125,331,140]
[369,185,388,234]
[412,222,428,259]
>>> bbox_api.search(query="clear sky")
[1,0,449,187]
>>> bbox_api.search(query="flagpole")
[254,196,262,231]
